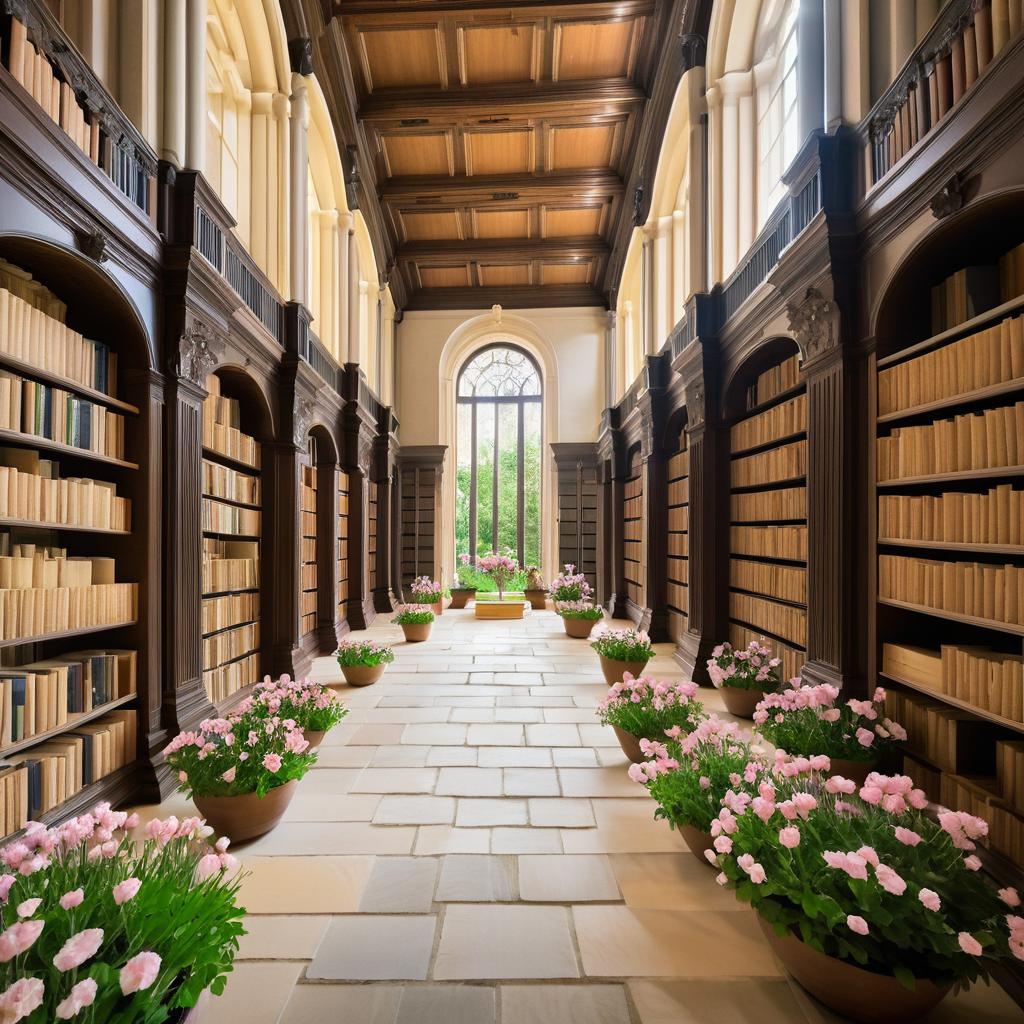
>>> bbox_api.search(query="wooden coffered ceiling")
[329,0,679,311]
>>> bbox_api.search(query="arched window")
[455,345,542,566]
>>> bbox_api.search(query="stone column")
[671,210,686,324]
[347,233,360,364]
[161,0,186,166]
[338,212,353,361]
[289,73,309,305]
[653,217,671,346]
[185,0,206,170]
[272,91,291,294]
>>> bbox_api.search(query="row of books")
[730,525,807,562]
[301,537,316,564]
[0,544,114,590]
[730,558,806,606]
[879,554,1023,627]
[202,459,260,506]
[882,641,1024,724]
[668,450,688,480]
[0,458,129,531]
[301,513,317,541]
[1000,242,1024,308]
[203,623,260,672]
[5,19,99,165]
[202,498,260,538]
[667,582,687,615]
[728,622,802,682]
[301,564,317,593]
[667,552,688,582]
[0,260,66,322]
[338,476,349,610]
[202,591,259,636]
[730,485,805,524]
[879,312,1023,415]
[878,485,1023,546]
[203,380,260,470]
[876,401,1024,481]
[746,354,800,411]
[0,649,136,749]
[623,521,642,543]
[667,533,688,560]
[930,265,1002,336]
[0,372,126,460]
[729,592,807,648]
[667,506,688,532]
[0,709,136,834]
[731,394,807,453]
[203,652,260,706]
[668,478,688,507]
[885,688,992,775]
[0,583,137,642]
[731,439,807,489]
[202,538,259,595]
[997,740,1024,815]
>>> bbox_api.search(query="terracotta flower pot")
[828,757,876,786]
[401,622,432,643]
[304,729,326,750]
[757,917,951,1023]
[598,654,649,685]
[193,779,298,843]
[449,589,475,609]
[678,823,716,866]
[341,662,387,686]
[430,600,444,616]
[524,589,547,610]
[474,600,525,620]
[563,616,598,639]
[719,685,766,719]
[612,725,645,764]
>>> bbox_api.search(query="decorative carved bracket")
[788,287,838,363]
[356,429,374,475]
[173,321,222,387]
[75,227,108,263]
[930,173,965,219]
[288,37,313,76]
[679,33,706,72]
[293,398,316,447]
[683,379,705,430]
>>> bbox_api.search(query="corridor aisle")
[134,609,1020,1023]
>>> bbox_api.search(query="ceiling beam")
[381,171,624,202]
[334,1,655,17]
[404,283,606,311]
[399,238,610,260]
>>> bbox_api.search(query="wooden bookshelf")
[338,469,349,621]
[201,374,262,707]
[300,462,317,637]
[666,433,688,645]
[368,479,378,595]
[728,351,807,680]
[875,237,1024,870]
[622,458,643,608]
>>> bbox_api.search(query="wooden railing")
[860,0,1022,186]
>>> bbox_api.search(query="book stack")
[730,525,807,562]
[338,470,349,614]
[879,553,1022,626]
[203,377,260,469]
[999,242,1024,301]
[731,439,807,488]
[666,442,688,641]
[880,313,1023,414]
[368,480,378,593]
[201,538,258,594]
[203,652,260,706]
[885,688,997,774]
[301,464,317,635]
[730,559,806,605]
[202,498,259,537]
[731,485,806,523]
[877,401,1024,480]
[202,592,259,635]
[879,485,1022,545]
[746,354,800,409]
[728,622,802,682]
[731,394,807,453]
[0,708,136,833]
[729,592,806,648]
[202,459,260,506]
[930,266,1001,334]
[202,622,259,671]
[623,474,643,607]
[4,18,99,163]
[0,260,66,321]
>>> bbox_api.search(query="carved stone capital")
[75,227,108,263]
[787,287,838,363]
[293,398,315,447]
[683,379,705,430]
[356,429,374,475]
[679,33,706,72]
[930,173,965,219]
[289,37,313,76]
[173,321,222,387]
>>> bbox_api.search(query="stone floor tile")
[501,984,631,1024]
[596,747,631,767]
[493,672,543,686]
[495,707,543,722]
[444,694,495,706]
[281,985,404,1024]
[350,725,407,745]
[243,822,416,857]
[435,854,517,901]
[466,723,525,745]
[434,906,579,980]
[370,745,431,767]
[236,856,374,913]
[503,767,561,796]
[543,708,600,723]
[314,746,377,767]
[208,962,303,1023]
[628,980,813,1024]
[559,767,645,798]
[611,853,741,911]
[403,723,469,745]
[282,793,381,823]
[414,826,492,855]
[526,724,581,746]
[551,747,599,767]
[395,985,496,1024]
[308,916,436,980]
[435,767,504,796]
[237,915,332,959]
[426,746,479,766]
[497,695,576,707]
[456,798,528,826]
[573,907,780,977]
[298,768,362,794]
[579,724,619,746]
[360,856,440,912]
[518,854,620,902]
[490,827,564,854]
[478,746,552,768]
[374,796,456,826]
[449,707,496,722]
[352,768,439,794]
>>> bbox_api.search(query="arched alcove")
[664,409,690,646]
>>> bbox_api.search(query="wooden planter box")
[474,600,526,620]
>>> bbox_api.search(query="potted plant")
[706,639,783,719]
[449,554,478,609]
[523,566,547,610]
[549,564,592,604]
[165,710,316,842]
[597,671,703,763]
[0,802,245,1021]
[393,604,435,642]
[410,576,445,615]
[707,766,1024,1023]
[335,638,395,686]
[555,600,604,638]
[474,552,525,620]
[249,675,348,748]
[754,681,906,785]
[590,625,653,684]
[631,714,764,863]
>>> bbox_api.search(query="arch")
[722,335,801,422]
[208,364,275,442]
[664,404,689,454]
[438,312,562,582]
[456,343,542,398]
[307,422,339,465]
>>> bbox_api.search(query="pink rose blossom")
[53,928,104,971]
[0,920,44,962]
[894,827,921,847]
[222,766,236,784]
[779,826,801,848]
[958,932,983,956]
[918,888,941,912]
[999,887,1021,908]
[195,853,223,881]
[875,863,907,896]
[713,835,733,854]
[120,950,162,994]
[846,915,869,935]
[715,872,728,886]
[113,877,141,905]
[0,977,44,1021]
[56,978,97,1019]
[857,846,879,867]
[0,875,15,902]
[964,855,982,871]
[60,888,85,910]
[16,897,41,918]
[262,753,282,773]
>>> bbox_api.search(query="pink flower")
[113,877,141,905]
[964,855,982,871]
[715,872,728,886]
[893,827,921,847]
[0,920,44,962]
[120,951,162,994]
[918,888,941,912]
[855,728,875,748]
[16,897,41,918]
[713,835,733,854]
[846,915,869,936]
[222,766,236,784]
[56,978,97,1019]
[53,928,104,971]
[748,863,766,884]
[999,887,1021,908]
[195,853,222,881]
[262,753,282,773]
[958,932,983,956]
[60,888,85,910]
[0,875,15,902]
[0,977,44,1021]
[875,863,907,896]
[779,826,800,848]
[792,793,817,819]
[857,846,879,867]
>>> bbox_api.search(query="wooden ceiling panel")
[548,123,617,170]
[400,210,463,242]
[418,264,472,288]
[543,206,605,238]
[479,263,532,287]
[358,27,445,91]
[460,24,537,85]
[465,128,534,176]
[542,261,592,285]
[473,209,531,239]
[381,131,453,178]
[553,19,638,81]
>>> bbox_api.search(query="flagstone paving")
[131,607,1021,1022]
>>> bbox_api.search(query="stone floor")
[131,608,1022,1023]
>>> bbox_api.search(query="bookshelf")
[727,349,807,681]
[622,451,643,608]
[300,460,317,637]
[666,428,688,645]
[368,479,378,595]
[0,251,142,839]
[338,469,350,624]
[201,373,262,707]
[874,232,1024,870]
